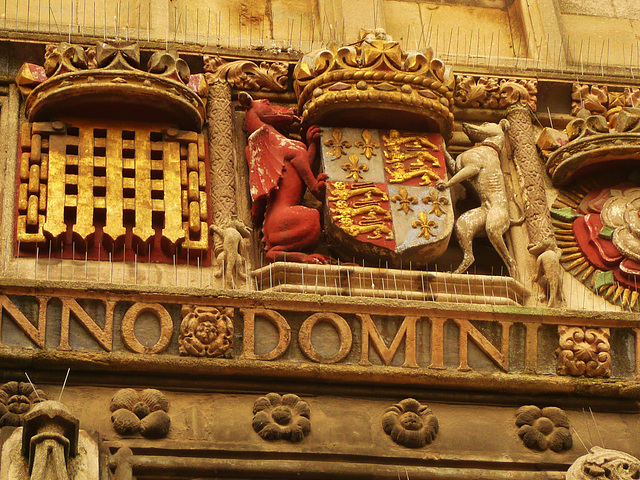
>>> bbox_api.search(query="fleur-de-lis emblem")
[422,189,449,217]
[390,186,418,214]
[354,129,380,160]
[411,211,438,239]
[342,154,368,181]
[324,128,351,159]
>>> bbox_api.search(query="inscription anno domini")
[0,293,636,377]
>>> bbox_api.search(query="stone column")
[206,80,238,227]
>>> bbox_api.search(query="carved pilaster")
[506,102,563,306]
[206,81,238,227]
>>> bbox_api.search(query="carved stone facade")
[2,1,640,479]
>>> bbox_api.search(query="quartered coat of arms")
[320,127,453,264]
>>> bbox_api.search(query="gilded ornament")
[324,128,352,159]
[391,187,418,214]
[342,154,369,181]
[422,189,449,217]
[354,129,380,159]
[411,211,438,239]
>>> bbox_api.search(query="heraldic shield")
[320,127,454,265]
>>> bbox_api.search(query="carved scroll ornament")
[567,447,640,480]
[203,55,288,91]
[454,76,537,110]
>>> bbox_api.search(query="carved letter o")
[121,303,173,354]
[298,313,352,364]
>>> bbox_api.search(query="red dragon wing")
[246,125,287,223]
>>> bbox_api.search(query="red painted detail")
[326,181,395,251]
[243,97,328,264]
[380,131,446,187]
[584,213,623,265]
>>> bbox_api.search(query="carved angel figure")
[240,92,329,264]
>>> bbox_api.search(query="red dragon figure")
[239,92,329,264]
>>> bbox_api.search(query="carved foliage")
[178,305,234,357]
[252,393,311,442]
[0,381,47,427]
[515,405,572,452]
[567,447,640,480]
[572,84,640,118]
[110,388,171,438]
[556,326,611,378]
[203,55,288,91]
[382,398,439,448]
[455,76,537,110]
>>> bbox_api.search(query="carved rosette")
[293,29,455,139]
[178,305,234,357]
[556,326,611,377]
[382,398,439,448]
[567,447,640,480]
[515,406,572,452]
[0,381,47,427]
[454,76,537,110]
[252,393,311,442]
[110,388,171,439]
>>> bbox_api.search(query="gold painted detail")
[411,211,438,239]
[354,129,379,159]
[390,187,417,214]
[422,189,449,217]
[342,154,368,181]
[383,130,441,185]
[17,121,208,258]
[328,182,393,240]
[324,128,351,159]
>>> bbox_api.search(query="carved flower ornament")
[178,305,234,358]
[110,388,171,438]
[252,393,311,442]
[515,405,572,452]
[382,398,439,448]
[0,381,47,426]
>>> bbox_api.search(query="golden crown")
[293,29,455,139]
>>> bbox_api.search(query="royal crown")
[17,40,207,131]
[293,29,455,139]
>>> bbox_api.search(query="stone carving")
[549,179,640,311]
[203,55,288,91]
[556,326,611,377]
[109,447,134,480]
[293,29,455,140]
[0,381,46,427]
[515,405,572,452]
[505,102,561,306]
[454,76,537,110]
[321,128,453,265]
[240,92,329,264]
[382,398,439,448]
[567,447,640,480]
[571,84,640,123]
[178,305,234,357]
[110,388,171,438]
[44,42,89,76]
[210,217,252,288]
[252,393,311,442]
[436,121,521,277]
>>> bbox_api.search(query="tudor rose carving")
[252,393,311,442]
[178,305,234,357]
[515,405,572,452]
[382,398,439,448]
